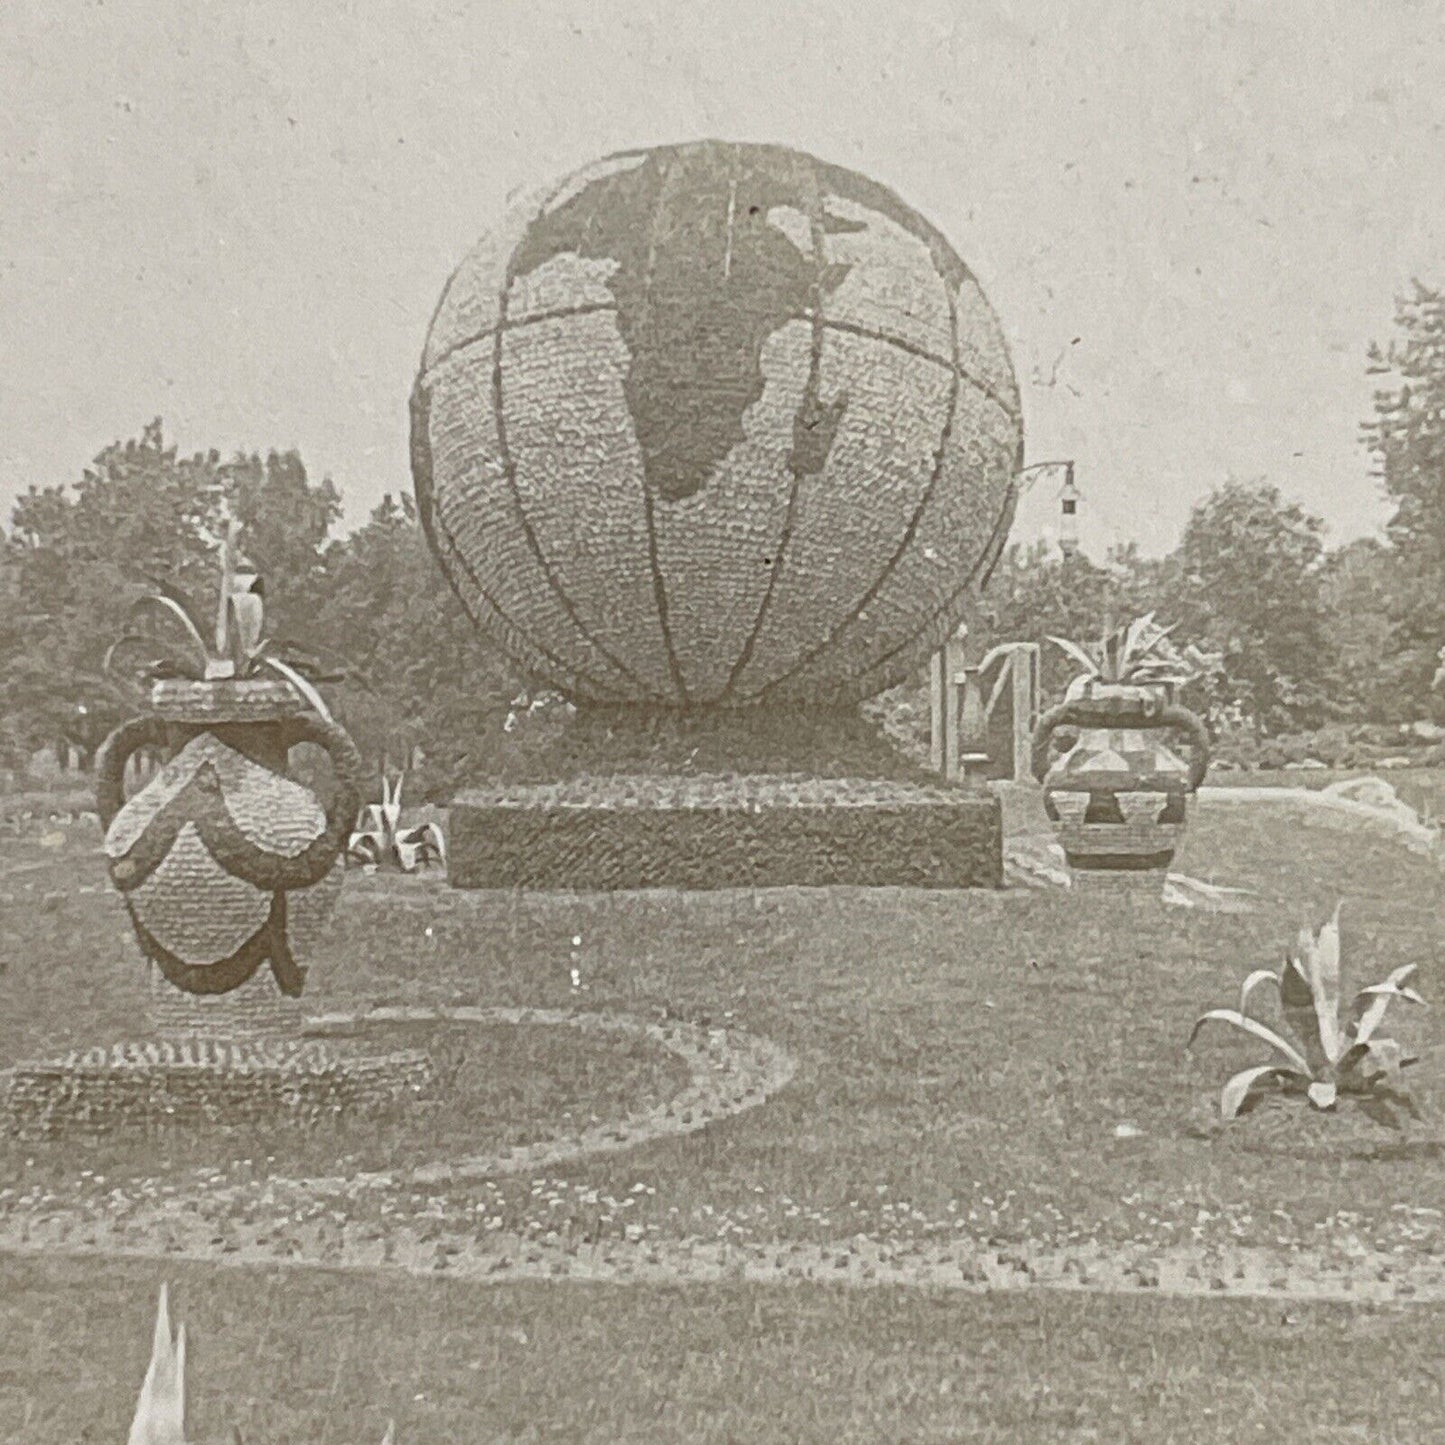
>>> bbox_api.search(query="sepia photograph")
[1,1,1443,1439]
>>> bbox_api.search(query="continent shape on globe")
[412,140,1022,708]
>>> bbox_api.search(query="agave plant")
[129,1283,185,1445]
[129,1283,397,1444]
[348,772,446,873]
[1048,612,1217,691]
[103,521,343,721]
[1189,905,1427,1122]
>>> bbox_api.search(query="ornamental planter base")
[1067,868,1168,904]
[144,959,305,1041]
[448,774,1003,891]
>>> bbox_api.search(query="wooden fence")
[929,640,1040,783]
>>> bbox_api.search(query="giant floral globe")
[411,140,1022,708]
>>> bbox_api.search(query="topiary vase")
[1031,681,1210,877]
[94,677,363,1038]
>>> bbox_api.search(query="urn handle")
[94,716,172,831]
[1030,701,1076,784]
[279,712,366,861]
[1156,703,1212,793]
[1031,700,1212,792]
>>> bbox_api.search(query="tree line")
[0,419,518,788]
[972,282,1445,736]
[2,283,1442,788]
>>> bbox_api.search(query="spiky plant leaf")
[380,773,403,832]
[215,525,237,657]
[137,571,209,638]
[103,635,198,686]
[129,1283,186,1445]
[258,655,335,724]
[1188,1009,1311,1073]
[125,596,210,672]
[1348,964,1426,1046]
[1357,1093,1407,1130]
[396,822,446,872]
[1182,643,1222,675]
[1304,906,1344,1063]
[1278,956,1331,1074]
[1237,969,1280,1015]
[1341,1036,1416,1085]
[1368,1084,1424,1121]
[228,587,265,666]
[1220,1064,1302,1120]
[1120,613,1168,676]
[1047,635,1101,678]
[253,636,348,684]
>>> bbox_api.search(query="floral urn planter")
[94,676,363,1038]
[1031,680,1211,878]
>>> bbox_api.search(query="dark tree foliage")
[4,420,224,762]
[7,375,1443,792]
[1365,282,1445,715]
[0,422,516,790]
[1319,537,1403,723]
[312,493,521,795]
[1163,480,1334,731]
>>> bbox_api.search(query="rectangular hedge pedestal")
[448,775,1001,891]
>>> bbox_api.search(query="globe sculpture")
[410,140,1023,708]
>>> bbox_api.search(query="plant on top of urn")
[348,770,447,872]
[103,521,344,720]
[1047,612,1218,691]
[1188,904,1428,1126]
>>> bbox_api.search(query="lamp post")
[1013,460,1079,560]
[1058,465,1080,559]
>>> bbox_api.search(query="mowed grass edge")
[3,1252,1443,1445]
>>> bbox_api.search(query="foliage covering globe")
[411,140,1023,708]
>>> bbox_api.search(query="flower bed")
[448,771,1000,890]
[1,1039,435,1142]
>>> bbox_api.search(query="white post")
[1012,643,1041,782]
[958,664,987,778]
[943,632,967,781]
[929,649,946,775]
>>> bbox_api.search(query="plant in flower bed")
[1189,905,1428,1126]
[128,1284,397,1445]
[347,772,446,872]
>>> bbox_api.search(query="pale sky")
[3,0,1442,556]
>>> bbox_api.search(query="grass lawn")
[2,796,1443,1246]
[1,779,1443,1440]
[4,1253,1444,1444]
